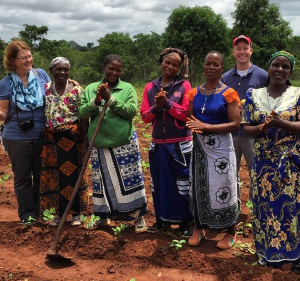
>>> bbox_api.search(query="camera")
[18,118,35,131]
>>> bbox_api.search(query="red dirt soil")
[0,122,298,281]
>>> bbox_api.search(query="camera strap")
[4,111,17,124]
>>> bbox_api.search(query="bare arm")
[186,101,240,134]
[243,124,262,137]
[0,100,9,122]
[188,100,194,118]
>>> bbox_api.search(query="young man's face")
[232,40,253,65]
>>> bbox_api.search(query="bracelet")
[91,99,100,108]
[106,96,115,107]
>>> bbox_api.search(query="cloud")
[0,0,298,46]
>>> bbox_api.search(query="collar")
[233,63,254,75]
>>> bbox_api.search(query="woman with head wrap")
[242,51,300,273]
[0,40,50,225]
[140,47,193,236]
[40,57,88,227]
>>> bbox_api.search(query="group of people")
[0,35,299,273]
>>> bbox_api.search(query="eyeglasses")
[15,55,32,60]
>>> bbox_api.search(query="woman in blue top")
[186,51,240,249]
[0,40,50,224]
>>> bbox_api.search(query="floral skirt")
[252,140,300,264]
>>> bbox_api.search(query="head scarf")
[159,47,189,78]
[50,57,70,68]
[268,50,295,70]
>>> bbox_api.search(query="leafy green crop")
[81,214,100,229]
[170,239,186,250]
[43,207,56,221]
[112,223,128,237]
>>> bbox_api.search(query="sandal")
[188,229,205,246]
[134,216,147,233]
[216,233,236,249]
[71,215,83,227]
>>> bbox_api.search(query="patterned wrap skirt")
[91,131,147,220]
[190,133,239,229]
[40,123,88,217]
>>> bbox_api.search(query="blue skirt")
[149,141,193,224]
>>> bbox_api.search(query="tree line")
[0,0,300,86]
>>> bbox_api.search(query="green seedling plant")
[233,240,256,255]
[245,261,258,274]
[0,174,10,191]
[236,221,253,236]
[170,239,186,251]
[26,216,37,224]
[141,160,150,171]
[246,200,253,215]
[81,214,100,229]
[3,174,10,181]
[142,133,151,140]
[112,223,128,237]
[43,207,56,222]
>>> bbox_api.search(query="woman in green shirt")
[79,54,147,233]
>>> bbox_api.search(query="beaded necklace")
[160,80,174,88]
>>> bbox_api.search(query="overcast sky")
[0,0,298,46]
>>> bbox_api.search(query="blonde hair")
[3,40,31,72]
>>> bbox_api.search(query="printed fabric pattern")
[91,131,147,217]
[45,83,83,128]
[242,86,300,263]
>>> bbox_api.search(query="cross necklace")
[201,82,223,113]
